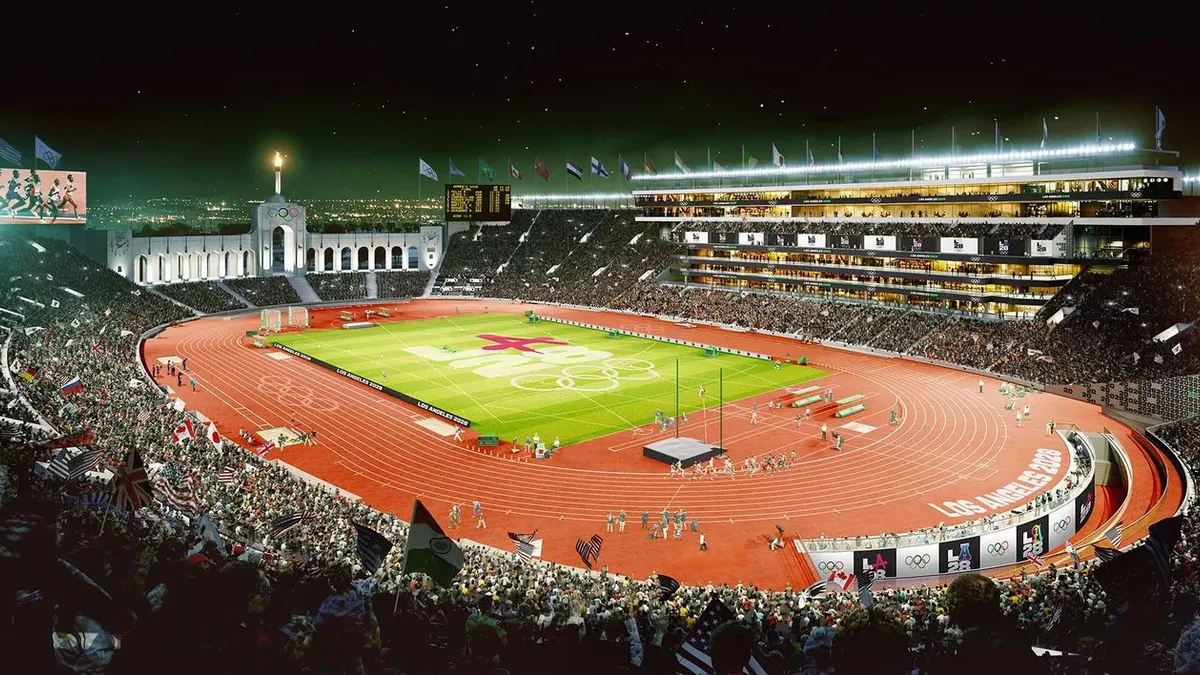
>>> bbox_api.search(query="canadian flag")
[205,422,221,448]
[827,569,854,592]
[172,419,195,443]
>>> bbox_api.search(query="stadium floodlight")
[630,142,1138,182]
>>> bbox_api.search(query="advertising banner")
[1016,514,1050,562]
[1075,475,1096,528]
[737,232,766,246]
[684,231,709,245]
[895,543,938,578]
[808,550,853,578]
[900,235,937,253]
[797,233,826,249]
[829,234,863,250]
[768,232,796,247]
[979,528,1018,567]
[983,238,1029,257]
[0,169,87,225]
[937,535,982,574]
[939,237,979,255]
[862,235,897,252]
[853,548,897,579]
[711,231,736,245]
[1048,502,1076,551]
[1030,239,1055,258]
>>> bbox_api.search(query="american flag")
[217,466,237,484]
[574,533,603,570]
[81,491,111,511]
[269,511,315,539]
[352,521,393,575]
[106,450,153,512]
[136,411,151,423]
[1093,546,1121,563]
[153,474,198,512]
[46,448,103,481]
[856,570,875,608]
[508,530,538,563]
[675,597,769,675]
[1106,521,1125,548]
[1026,553,1046,571]
[658,573,681,600]
[801,579,827,603]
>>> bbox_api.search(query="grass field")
[273,314,825,446]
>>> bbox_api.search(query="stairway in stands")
[214,281,253,308]
[365,272,379,299]
[285,275,321,304]
[146,286,203,317]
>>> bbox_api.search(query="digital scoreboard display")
[444,184,511,221]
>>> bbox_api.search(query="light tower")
[274,152,283,195]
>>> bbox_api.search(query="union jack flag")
[255,441,275,458]
[106,450,153,513]
[1026,553,1046,571]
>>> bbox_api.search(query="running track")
[143,300,1157,588]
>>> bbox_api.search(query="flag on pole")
[59,377,84,394]
[269,512,316,538]
[746,152,758,168]
[1106,522,1125,547]
[675,597,769,675]
[204,422,221,448]
[575,533,604,570]
[658,573,681,600]
[479,158,495,182]
[18,366,37,382]
[352,521,394,575]
[801,579,828,602]
[713,161,724,171]
[1041,118,1049,149]
[534,159,550,182]
[644,154,657,175]
[508,530,538,563]
[508,161,522,180]
[827,569,854,592]
[402,499,463,587]
[1027,553,1046,571]
[856,570,874,607]
[566,159,584,180]
[618,155,632,179]
[807,142,815,166]
[771,143,785,167]
[136,411,151,423]
[47,449,103,481]
[673,152,690,173]
[172,419,195,444]
[152,474,198,512]
[837,137,843,164]
[418,159,439,182]
[1093,546,1120,563]
[1155,107,1166,151]
[448,157,466,178]
[255,440,274,458]
[590,157,609,178]
[217,466,236,484]
[107,450,153,512]
[34,136,62,169]
[0,138,21,166]
[1065,542,1081,567]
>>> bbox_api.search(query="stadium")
[3,127,1200,672]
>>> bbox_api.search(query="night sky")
[8,4,1198,199]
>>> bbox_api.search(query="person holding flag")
[402,499,463,587]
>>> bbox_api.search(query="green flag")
[402,499,463,587]
[479,158,495,182]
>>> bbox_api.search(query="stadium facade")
[632,143,1197,318]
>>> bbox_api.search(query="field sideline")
[272,313,824,445]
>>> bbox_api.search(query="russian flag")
[59,377,84,394]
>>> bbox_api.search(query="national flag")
[107,450,153,513]
[34,136,62,169]
[508,530,538,563]
[15,590,42,605]
[801,579,827,601]
[448,157,466,178]
[1106,521,1125,548]
[217,466,236,484]
[1155,107,1166,151]
[24,326,44,337]
[674,151,690,173]
[418,159,439,182]
[81,491,111,511]
[713,161,725,171]
[136,411,151,423]
[658,573,681,600]
[1093,546,1121,563]
[575,533,604,570]
[59,377,84,394]
[47,448,103,481]
[189,513,225,557]
[0,137,21,166]
[352,521,394,575]
[172,419,195,444]
[771,143,785,167]
[255,440,275,458]
[618,155,632,179]
[1173,343,1183,356]
[675,597,769,675]
[269,512,316,539]
[90,343,103,356]
[827,569,854,592]
[837,137,843,164]
[153,474,198,512]
[18,367,37,382]
[856,570,874,607]
[1026,553,1046,570]
[402,499,463,587]
[534,159,550,182]
[508,162,522,180]
[644,154,657,175]
[566,159,584,181]
[479,158,495,182]
[1144,515,1184,588]
[807,143,816,166]
[590,156,609,178]
[1041,118,1049,149]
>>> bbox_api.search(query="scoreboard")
[444,184,511,221]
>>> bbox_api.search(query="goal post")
[287,306,310,328]
[259,309,282,333]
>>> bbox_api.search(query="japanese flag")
[205,422,221,449]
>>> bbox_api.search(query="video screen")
[0,169,86,225]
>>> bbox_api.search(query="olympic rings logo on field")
[1054,517,1072,532]
[509,357,660,393]
[904,554,930,569]
[987,541,1010,556]
[256,375,339,412]
[816,561,844,572]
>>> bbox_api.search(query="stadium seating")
[155,280,249,313]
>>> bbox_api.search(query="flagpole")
[674,359,680,439]
[951,126,956,156]
[718,368,723,452]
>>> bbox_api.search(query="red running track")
[142,299,1152,589]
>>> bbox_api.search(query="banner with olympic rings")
[1048,501,1076,552]
[980,528,1017,567]
[896,544,937,578]
[808,551,853,579]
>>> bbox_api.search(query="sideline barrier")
[342,321,375,329]
[789,385,821,396]
[835,404,866,418]
[270,341,473,427]
[835,394,865,405]
[792,395,823,408]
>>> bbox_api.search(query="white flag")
[1156,107,1166,151]
[418,159,439,182]
[1041,118,1048,149]
[34,136,62,169]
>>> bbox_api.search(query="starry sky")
[7,3,1198,199]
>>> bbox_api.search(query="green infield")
[272,314,825,446]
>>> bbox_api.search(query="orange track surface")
[141,299,1177,588]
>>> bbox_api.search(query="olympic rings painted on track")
[904,554,931,569]
[816,561,844,572]
[986,541,1010,556]
[509,358,659,393]
[256,375,339,412]
[1053,517,1072,532]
